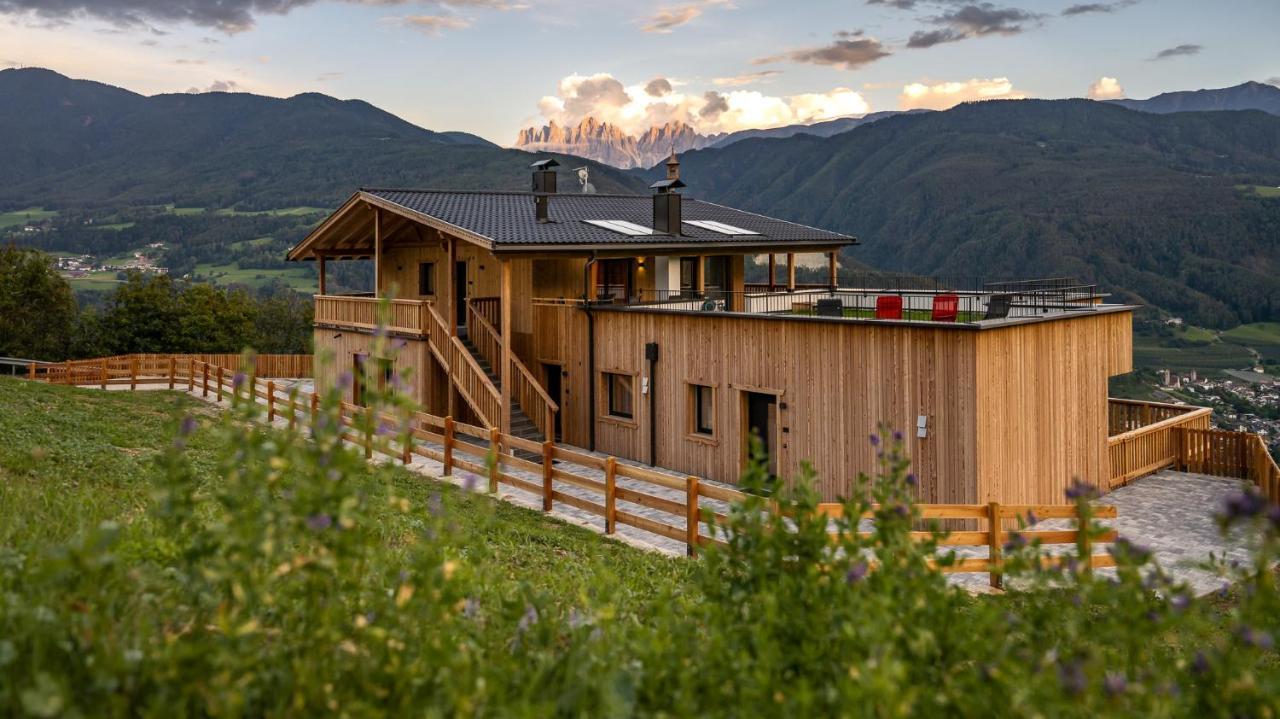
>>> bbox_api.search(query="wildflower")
[1103,672,1127,696]
[517,605,539,632]
[391,338,408,352]
[1219,488,1267,523]
[428,493,443,516]
[1003,533,1028,554]
[377,421,395,437]
[1191,651,1210,675]
[869,434,880,447]
[373,327,388,339]
[1238,626,1275,650]
[179,415,198,437]
[337,371,353,390]
[892,430,904,442]
[1057,659,1087,696]
[1026,510,1038,526]
[567,607,588,629]
[460,472,478,492]
[461,598,480,619]
[1169,593,1191,612]
[845,562,869,584]
[1111,537,1152,563]
[232,372,246,390]
[905,473,918,487]
[306,514,333,531]
[1064,480,1098,501]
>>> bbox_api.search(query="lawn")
[0,206,57,229]
[67,270,126,290]
[193,262,316,291]
[213,206,328,217]
[1132,324,1256,375]
[1223,322,1280,363]
[1237,184,1280,198]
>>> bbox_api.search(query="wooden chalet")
[287,156,1135,505]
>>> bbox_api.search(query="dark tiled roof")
[363,189,855,249]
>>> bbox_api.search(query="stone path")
[104,381,1261,595]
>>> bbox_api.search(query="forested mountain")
[661,99,1280,327]
[709,110,928,148]
[1110,81,1280,116]
[0,68,644,210]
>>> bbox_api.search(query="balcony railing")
[314,295,432,335]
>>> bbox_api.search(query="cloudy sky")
[0,0,1276,143]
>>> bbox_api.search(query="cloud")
[186,79,243,93]
[1086,76,1124,99]
[0,0,525,34]
[531,72,871,136]
[1061,0,1137,15]
[401,14,471,35]
[1268,77,1280,87]
[1150,43,1201,61]
[755,30,891,70]
[866,0,920,8]
[317,71,343,82]
[713,70,781,87]
[645,77,673,97]
[639,0,729,34]
[174,58,206,65]
[899,77,1027,110]
[907,3,1043,48]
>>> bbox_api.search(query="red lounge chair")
[932,294,959,322]
[875,295,903,320]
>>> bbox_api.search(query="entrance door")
[454,261,468,332]
[743,391,778,477]
[541,362,563,442]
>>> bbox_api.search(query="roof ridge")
[362,187,647,199]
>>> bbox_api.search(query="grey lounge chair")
[816,298,843,317]
[984,294,1013,320]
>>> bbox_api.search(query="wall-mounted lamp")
[636,257,646,267]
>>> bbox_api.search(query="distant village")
[52,243,168,280]
[1159,368,1280,453]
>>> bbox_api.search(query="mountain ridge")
[1109,80,1280,115]
[514,117,721,169]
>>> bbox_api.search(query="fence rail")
[27,354,312,385]
[315,295,430,335]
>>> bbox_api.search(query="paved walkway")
[105,381,1261,595]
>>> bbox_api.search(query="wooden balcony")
[314,295,433,336]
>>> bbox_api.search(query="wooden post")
[289,393,297,430]
[767,253,776,292]
[827,251,838,292]
[130,356,138,391]
[695,256,705,296]
[202,364,209,398]
[310,393,319,427]
[27,362,34,381]
[365,406,374,459]
[540,440,555,511]
[216,366,223,402]
[686,476,700,557]
[605,457,617,534]
[187,359,194,392]
[318,255,327,295]
[1078,503,1093,579]
[100,363,107,390]
[499,259,513,436]
[786,253,796,292]
[373,208,383,297]
[267,381,276,422]
[402,416,413,464]
[443,417,455,476]
[446,237,458,337]
[987,501,1003,589]
[168,357,175,390]
[488,427,501,493]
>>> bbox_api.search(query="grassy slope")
[0,378,689,607]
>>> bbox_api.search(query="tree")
[102,272,180,354]
[0,245,77,361]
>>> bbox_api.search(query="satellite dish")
[573,166,596,194]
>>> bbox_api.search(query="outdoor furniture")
[932,294,959,322]
[815,298,843,317]
[875,295,903,320]
[984,293,1013,320]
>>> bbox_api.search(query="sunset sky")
[1,0,1276,144]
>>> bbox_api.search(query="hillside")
[0,68,646,210]
[665,99,1280,327]
[1110,81,1280,115]
[710,110,928,148]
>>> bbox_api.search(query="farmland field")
[193,262,316,291]
[0,206,57,229]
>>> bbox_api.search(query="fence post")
[987,501,1003,590]
[100,363,107,390]
[130,356,138,391]
[402,416,413,465]
[168,357,176,390]
[1077,503,1093,579]
[27,362,34,381]
[267,381,276,422]
[443,417,455,476]
[186,359,194,392]
[310,393,319,427]
[216,366,224,402]
[365,407,374,459]
[202,364,209,398]
[605,457,617,534]
[289,393,297,431]
[541,440,554,511]
[686,476,700,557]
[488,427,501,493]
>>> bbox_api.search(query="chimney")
[531,158,559,223]
[650,153,685,235]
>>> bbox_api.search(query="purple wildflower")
[1112,537,1152,563]
[1191,651,1210,675]
[1065,480,1098,501]
[1103,672,1127,696]
[373,327,388,339]
[391,338,408,352]
[846,562,869,584]
[1238,626,1275,650]
[517,605,539,632]
[377,421,395,437]
[892,430,904,442]
[1057,660,1087,696]
[1003,533,1028,554]
[1219,489,1267,523]
[869,434,880,447]
[306,514,333,531]
[1026,510,1038,526]
[905,473,918,487]
[179,415,198,437]
[1169,593,1191,612]
[460,472,478,492]
[232,372,246,390]
[428,493,443,516]
[337,371,353,391]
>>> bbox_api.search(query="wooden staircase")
[459,333,544,445]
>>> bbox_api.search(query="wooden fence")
[816,501,1118,589]
[28,354,312,386]
[1107,397,1207,436]
[1183,428,1280,503]
[37,358,1118,587]
[1106,403,1212,488]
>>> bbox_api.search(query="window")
[682,219,759,236]
[690,384,714,436]
[679,257,698,296]
[582,219,654,236]
[603,372,634,419]
[418,262,435,296]
[596,259,633,302]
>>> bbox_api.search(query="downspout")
[647,344,658,466]
[583,254,598,452]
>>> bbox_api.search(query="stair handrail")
[448,334,501,428]
[465,299,559,440]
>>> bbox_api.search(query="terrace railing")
[465,299,559,440]
[315,295,432,335]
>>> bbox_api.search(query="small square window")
[691,384,714,436]
[604,372,634,419]
[418,262,435,296]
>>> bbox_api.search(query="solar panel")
[683,219,760,236]
[582,219,654,236]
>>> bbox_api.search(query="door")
[542,362,563,442]
[705,256,730,303]
[743,391,778,478]
[454,261,468,332]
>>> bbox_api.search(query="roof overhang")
[287,191,496,261]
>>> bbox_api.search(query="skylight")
[582,219,654,236]
[683,219,760,236]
